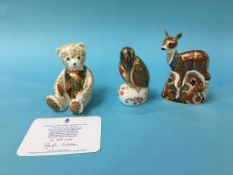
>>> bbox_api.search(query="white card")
[17,116,101,156]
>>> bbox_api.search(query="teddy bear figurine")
[118,47,150,106]
[46,43,94,114]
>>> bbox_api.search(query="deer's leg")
[177,72,185,88]
[162,89,176,101]
[179,70,206,104]
[196,68,210,81]
[202,70,211,81]
[199,60,211,81]
[161,72,178,101]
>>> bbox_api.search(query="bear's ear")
[56,47,62,56]
[78,42,85,49]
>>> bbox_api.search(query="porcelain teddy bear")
[46,43,94,114]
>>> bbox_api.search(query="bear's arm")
[54,69,65,96]
[76,68,94,99]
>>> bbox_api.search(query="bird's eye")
[66,57,70,61]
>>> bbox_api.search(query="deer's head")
[161,30,182,53]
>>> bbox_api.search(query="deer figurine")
[161,30,211,104]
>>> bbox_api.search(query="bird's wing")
[119,63,127,82]
[131,57,149,88]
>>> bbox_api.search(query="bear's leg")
[70,88,92,114]
[46,70,69,112]
[70,100,82,114]
[69,69,93,114]
[46,95,69,112]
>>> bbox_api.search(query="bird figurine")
[118,47,150,106]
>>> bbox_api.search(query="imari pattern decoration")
[46,43,94,114]
[161,31,211,104]
[118,47,150,106]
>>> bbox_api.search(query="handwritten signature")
[43,142,77,150]
[43,142,58,150]
[62,142,77,147]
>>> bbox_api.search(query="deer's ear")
[164,30,170,37]
[176,33,182,40]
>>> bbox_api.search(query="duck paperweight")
[118,47,150,106]
[46,43,94,114]
[161,31,211,104]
